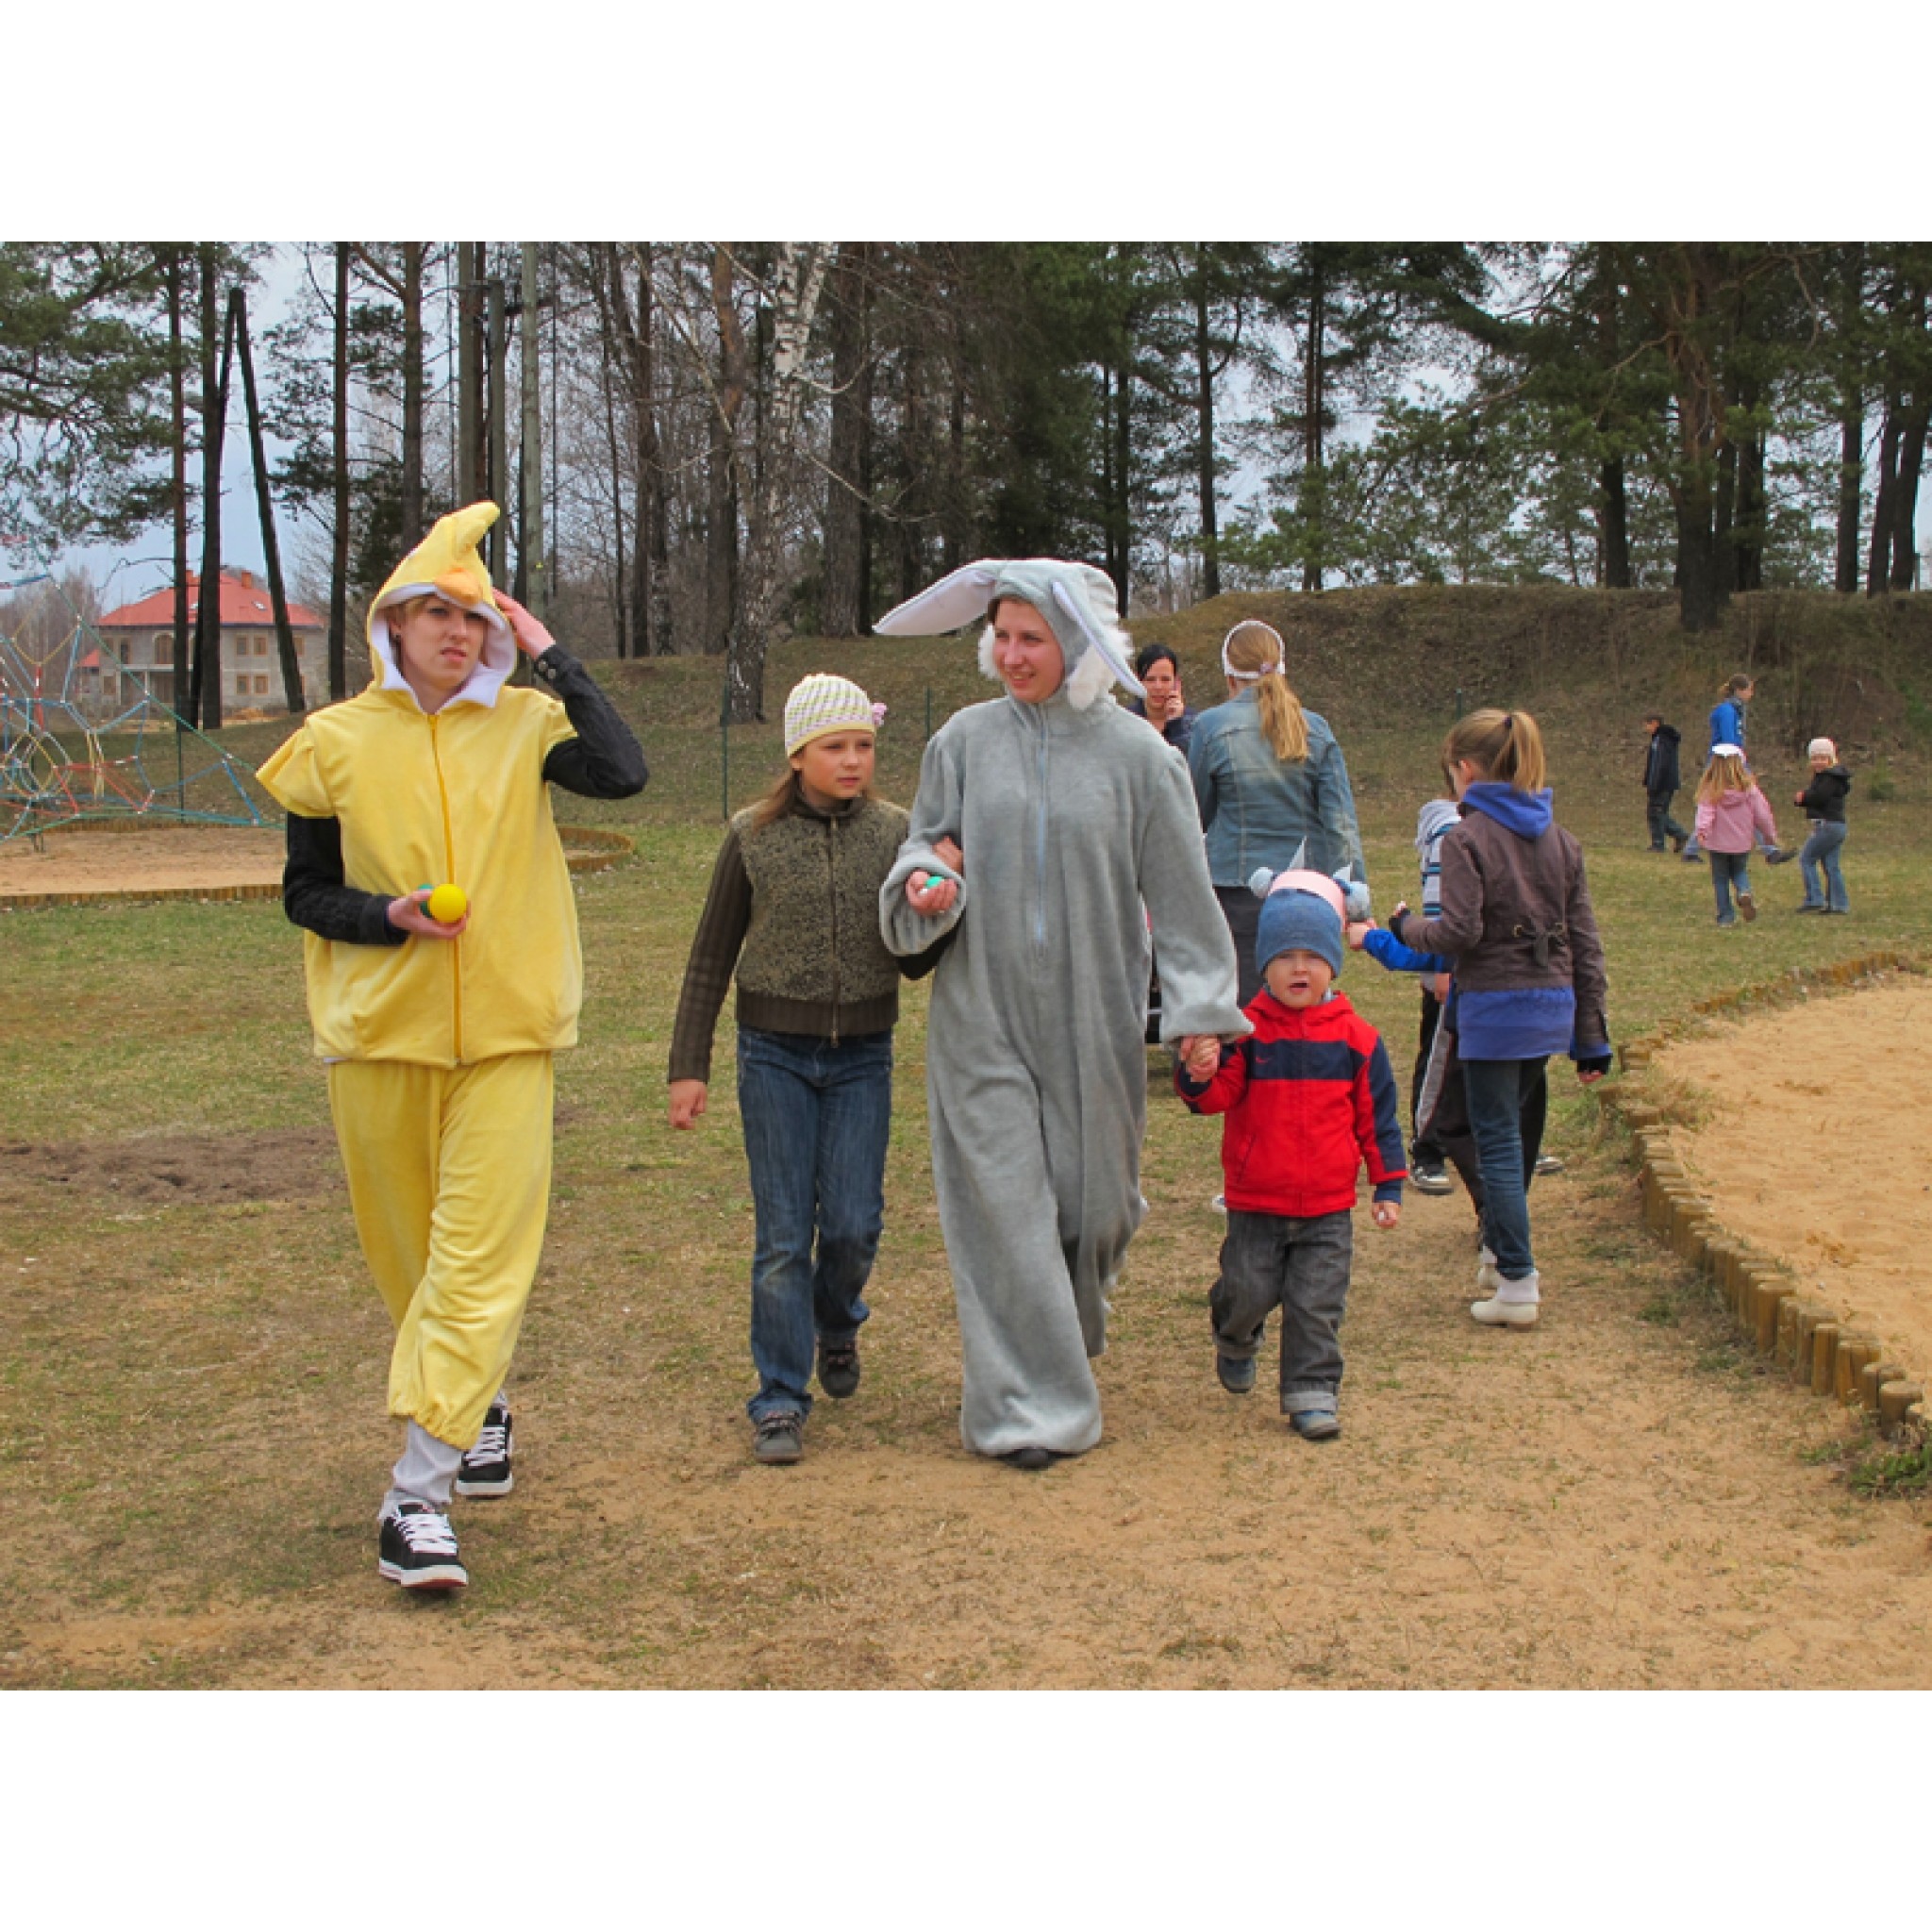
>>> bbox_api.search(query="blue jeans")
[1708,850,1750,924]
[1799,820,1848,912]
[736,1026,892,1422]
[1461,1057,1549,1282]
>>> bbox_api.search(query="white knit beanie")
[1807,737,1837,760]
[785,674,885,755]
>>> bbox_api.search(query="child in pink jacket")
[1692,744,1779,928]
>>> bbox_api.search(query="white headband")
[1221,621,1285,683]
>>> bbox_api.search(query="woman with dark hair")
[1127,642,1196,751]
[1188,620,1367,1006]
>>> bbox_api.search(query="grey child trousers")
[1210,1208,1353,1415]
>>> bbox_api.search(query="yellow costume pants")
[327,1052,554,1451]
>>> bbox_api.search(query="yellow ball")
[426,882,468,924]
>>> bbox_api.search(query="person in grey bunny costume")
[876,560,1247,1469]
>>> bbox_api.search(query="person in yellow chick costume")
[257,503,647,1591]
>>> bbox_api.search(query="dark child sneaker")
[1001,1445,1055,1471]
[1290,1407,1341,1441]
[377,1502,469,1591]
[817,1340,861,1400]
[454,1399,514,1498]
[1737,889,1757,922]
[753,1413,804,1464]
[1216,1352,1257,1394]
[1408,1160,1455,1195]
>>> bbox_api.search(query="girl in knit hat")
[668,674,945,1465]
[1774,737,1852,914]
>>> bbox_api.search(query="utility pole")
[487,275,507,578]
[232,286,303,712]
[520,242,545,617]
[458,242,482,508]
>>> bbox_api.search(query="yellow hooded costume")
[258,502,582,1066]
[257,505,583,1449]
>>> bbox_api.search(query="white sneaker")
[1472,1270,1541,1328]
[1211,1192,1227,1215]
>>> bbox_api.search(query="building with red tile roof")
[94,569,327,715]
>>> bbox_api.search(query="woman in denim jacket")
[1188,621,1367,1004]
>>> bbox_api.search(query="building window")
[256,675,271,695]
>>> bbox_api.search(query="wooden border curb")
[1606,950,1928,1446]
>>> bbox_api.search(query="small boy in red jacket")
[1176,872,1405,1439]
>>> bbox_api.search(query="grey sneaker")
[1408,1160,1455,1196]
[817,1340,860,1400]
[1216,1352,1256,1394]
[1290,1407,1341,1441]
[1532,1153,1564,1176]
[1000,1445,1055,1471]
[753,1413,804,1464]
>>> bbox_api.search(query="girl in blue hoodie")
[1390,710,1610,1328]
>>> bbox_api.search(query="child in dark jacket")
[1177,873,1405,1440]
[1391,710,1610,1329]
[1773,736,1852,915]
[1641,714,1687,852]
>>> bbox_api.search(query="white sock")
[385,1421,464,1513]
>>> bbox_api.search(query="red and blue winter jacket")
[1176,988,1407,1216]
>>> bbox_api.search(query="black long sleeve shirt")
[280,645,647,945]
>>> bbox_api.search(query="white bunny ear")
[873,562,1005,636]
[1047,578,1144,699]
[1247,866,1276,901]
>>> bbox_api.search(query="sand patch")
[1654,975,1932,1385]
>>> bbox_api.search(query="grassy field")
[3,591,1929,1690]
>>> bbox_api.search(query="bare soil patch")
[1654,977,1932,1389]
[0,1127,340,1207]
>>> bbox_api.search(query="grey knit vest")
[734,797,908,1010]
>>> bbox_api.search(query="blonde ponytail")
[1222,621,1308,763]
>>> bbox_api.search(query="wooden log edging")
[554,824,636,875]
[1608,950,1929,1445]
[0,824,635,911]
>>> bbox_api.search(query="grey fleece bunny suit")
[876,561,1246,1460]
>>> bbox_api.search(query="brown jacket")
[1395,795,1607,1052]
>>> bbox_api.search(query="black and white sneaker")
[1408,1160,1455,1196]
[377,1502,468,1591]
[455,1399,514,1498]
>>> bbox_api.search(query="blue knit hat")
[1255,885,1343,980]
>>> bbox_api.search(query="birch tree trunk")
[725,242,830,723]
